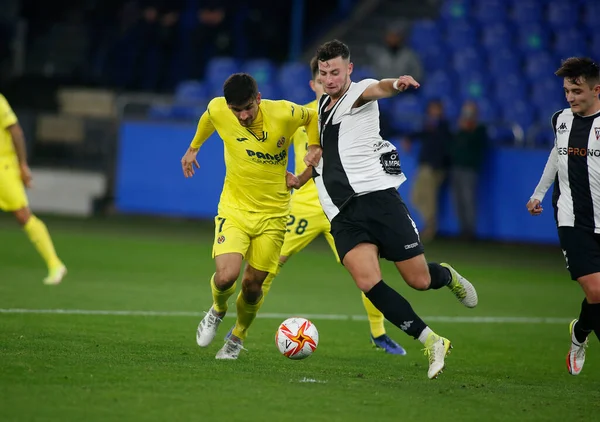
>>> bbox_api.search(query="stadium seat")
[459,71,490,101]
[517,24,550,54]
[390,95,425,133]
[439,0,471,21]
[487,48,521,79]
[241,59,277,86]
[277,62,312,90]
[205,57,240,96]
[409,20,441,51]
[502,99,535,133]
[554,29,589,59]
[582,3,600,33]
[481,22,514,51]
[351,66,376,81]
[445,19,479,51]
[547,1,579,31]
[473,0,508,24]
[174,80,208,103]
[417,44,450,72]
[493,76,528,110]
[510,0,543,25]
[472,98,499,124]
[452,47,485,74]
[523,51,554,82]
[257,82,281,100]
[420,70,455,100]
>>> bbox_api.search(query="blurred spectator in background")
[403,99,451,241]
[130,0,183,92]
[367,20,423,82]
[190,0,232,80]
[449,100,488,240]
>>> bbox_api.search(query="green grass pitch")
[0,215,599,422]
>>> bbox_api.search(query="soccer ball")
[275,317,319,360]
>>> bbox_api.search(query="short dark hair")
[315,39,351,63]
[223,73,258,106]
[309,56,319,79]
[555,57,600,86]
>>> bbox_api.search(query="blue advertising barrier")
[116,121,558,244]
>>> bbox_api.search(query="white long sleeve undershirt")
[530,146,558,202]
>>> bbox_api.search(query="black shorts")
[330,188,425,263]
[558,226,600,280]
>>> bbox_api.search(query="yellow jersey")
[0,94,18,158]
[290,100,321,210]
[190,97,318,216]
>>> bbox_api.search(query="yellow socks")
[362,292,386,338]
[23,215,62,270]
[232,291,264,341]
[210,273,236,314]
[261,272,276,297]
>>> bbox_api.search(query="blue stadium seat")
[547,1,579,31]
[473,0,508,24]
[257,82,281,100]
[445,19,479,50]
[390,95,426,133]
[481,22,514,51]
[517,24,550,54]
[493,75,527,110]
[174,80,208,103]
[523,52,554,82]
[582,3,600,33]
[352,66,376,81]
[205,57,240,96]
[487,48,521,78]
[472,98,499,124]
[459,71,490,100]
[487,123,517,146]
[531,77,565,109]
[502,100,535,133]
[420,70,455,99]
[554,29,589,59]
[241,59,277,86]
[409,20,441,51]
[510,0,543,25]
[277,62,312,90]
[417,44,450,72]
[440,0,471,21]
[452,47,485,74]
[280,85,314,105]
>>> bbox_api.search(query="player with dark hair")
[181,73,318,359]
[304,40,478,379]
[527,56,600,375]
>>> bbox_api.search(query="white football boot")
[215,337,246,360]
[196,306,224,347]
[441,263,478,308]
[566,319,588,375]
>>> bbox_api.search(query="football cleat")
[43,264,67,285]
[441,263,478,308]
[567,319,588,375]
[423,332,452,379]
[216,337,246,360]
[196,306,224,347]
[371,334,407,355]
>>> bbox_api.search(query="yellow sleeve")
[286,101,319,147]
[0,94,18,129]
[304,108,319,147]
[190,108,216,149]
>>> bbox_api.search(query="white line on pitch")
[0,308,572,324]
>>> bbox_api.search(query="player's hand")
[181,147,200,178]
[20,163,32,188]
[286,171,300,190]
[394,75,420,92]
[526,199,543,216]
[304,145,322,167]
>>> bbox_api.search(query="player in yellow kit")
[0,94,66,284]
[180,73,318,359]
[253,58,406,354]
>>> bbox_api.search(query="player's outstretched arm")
[527,146,558,216]
[359,75,420,102]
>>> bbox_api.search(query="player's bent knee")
[404,273,431,291]
[13,207,31,226]
[578,274,600,304]
[355,278,380,293]
[214,271,238,289]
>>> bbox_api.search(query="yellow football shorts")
[212,206,287,273]
[0,156,28,212]
[280,203,339,262]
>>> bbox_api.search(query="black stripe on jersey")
[568,116,595,230]
[320,96,355,209]
[551,110,563,226]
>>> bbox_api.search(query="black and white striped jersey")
[531,107,600,232]
[313,79,407,221]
